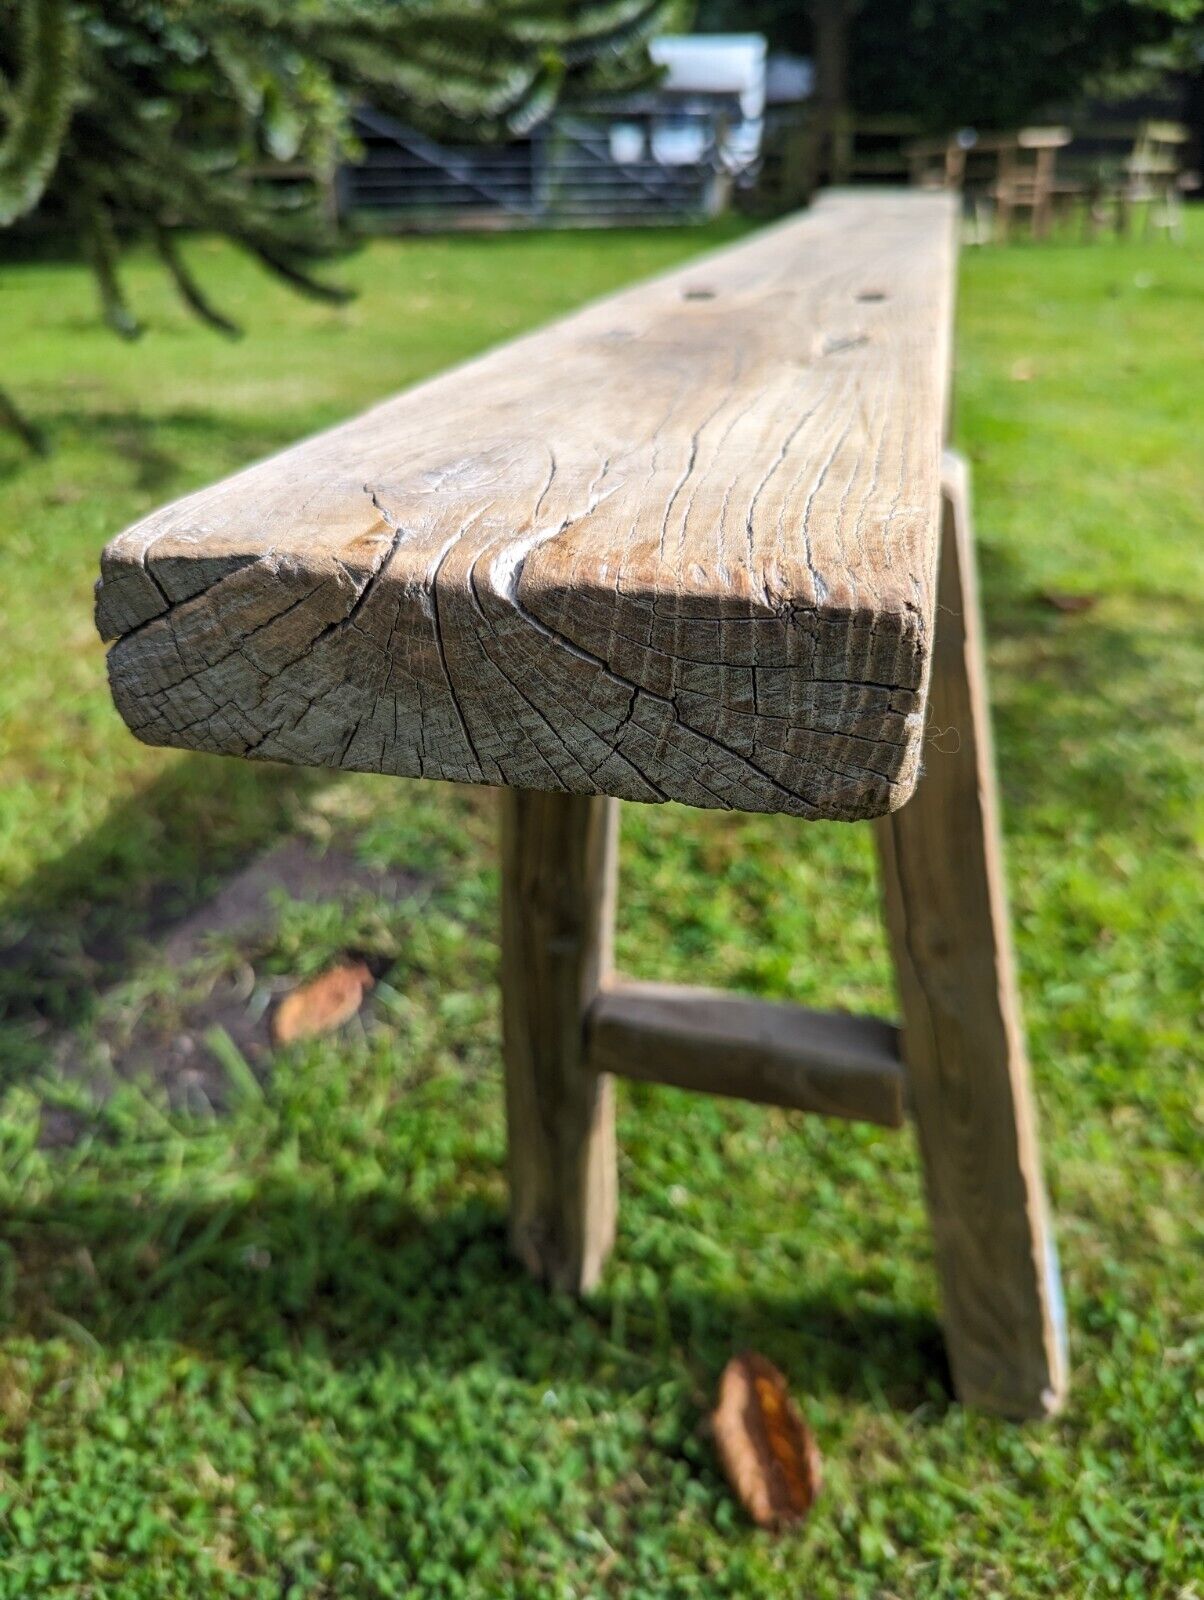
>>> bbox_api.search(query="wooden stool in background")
[97,192,1068,1420]
[1116,121,1190,240]
[992,127,1076,240]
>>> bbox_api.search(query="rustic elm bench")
[96,191,1067,1419]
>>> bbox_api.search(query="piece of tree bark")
[271,960,373,1045]
[712,1352,822,1530]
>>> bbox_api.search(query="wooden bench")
[96,191,1068,1419]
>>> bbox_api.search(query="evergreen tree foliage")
[697,0,1201,132]
[852,0,1202,132]
[0,0,675,445]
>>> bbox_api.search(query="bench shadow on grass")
[0,405,300,491]
[5,1189,952,1413]
[0,753,326,1036]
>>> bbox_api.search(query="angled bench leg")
[875,450,1068,1418]
[500,789,618,1293]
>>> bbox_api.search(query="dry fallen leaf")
[1038,590,1098,614]
[271,960,373,1045]
[1009,358,1036,381]
[712,1352,822,1531]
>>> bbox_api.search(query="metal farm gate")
[340,104,731,229]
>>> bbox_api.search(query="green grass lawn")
[0,214,1201,1598]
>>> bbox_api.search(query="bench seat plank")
[97,191,957,820]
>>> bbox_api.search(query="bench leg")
[875,450,1068,1418]
[500,788,618,1293]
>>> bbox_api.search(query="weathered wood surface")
[587,980,906,1128]
[501,788,618,1293]
[97,191,957,821]
[875,451,1068,1418]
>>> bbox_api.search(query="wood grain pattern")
[500,788,618,1293]
[586,980,905,1128]
[96,191,957,822]
[875,451,1068,1418]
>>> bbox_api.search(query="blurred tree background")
[0,0,675,443]
[4,0,1202,449]
[698,0,1202,129]
[699,0,1203,190]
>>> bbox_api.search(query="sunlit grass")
[0,213,1200,1598]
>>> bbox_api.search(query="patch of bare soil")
[42,839,428,1144]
